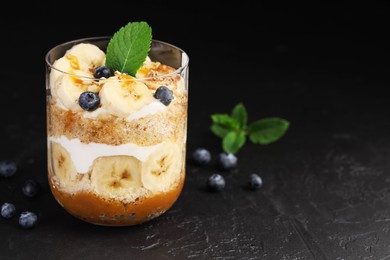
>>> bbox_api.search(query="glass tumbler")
[45,37,189,226]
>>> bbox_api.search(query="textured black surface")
[1,2,390,259]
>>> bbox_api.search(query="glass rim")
[45,36,189,81]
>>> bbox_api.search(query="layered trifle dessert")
[46,23,188,225]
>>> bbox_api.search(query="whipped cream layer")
[49,135,163,173]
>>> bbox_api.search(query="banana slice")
[66,43,106,69]
[136,60,182,91]
[144,56,152,65]
[50,43,104,84]
[99,73,155,117]
[49,43,106,112]
[51,142,78,188]
[90,156,143,199]
[141,142,182,193]
[51,74,88,111]
[136,59,175,79]
[50,55,90,86]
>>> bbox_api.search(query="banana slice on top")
[51,142,78,188]
[141,142,182,193]
[50,55,90,86]
[99,73,155,118]
[50,43,105,84]
[136,60,183,91]
[49,43,105,110]
[66,43,106,69]
[51,74,89,111]
[90,156,143,199]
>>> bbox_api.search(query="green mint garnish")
[248,117,290,145]
[222,131,247,155]
[105,21,152,76]
[211,103,290,154]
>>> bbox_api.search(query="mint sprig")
[105,21,152,76]
[248,117,290,145]
[210,103,290,154]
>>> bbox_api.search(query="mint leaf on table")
[231,103,247,129]
[223,131,246,155]
[248,118,290,145]
[210,112,241,139]
[210,103,247,138]
[210,124,230,139]
[105,21,152,76]
[210,114,240,130]
[211,103,290,154]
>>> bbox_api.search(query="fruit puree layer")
[47,42,187,225]
[49,176,185,226]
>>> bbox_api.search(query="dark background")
[1,1,390,259]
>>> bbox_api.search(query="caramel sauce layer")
[49,175,185,226]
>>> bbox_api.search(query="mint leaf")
[248,117,289,145]
[210,124,230,139]
[106,21,152,76]
[231,102,247,128]
[210,103,290,155]
[211,114,240,130]
[222,131,246,154]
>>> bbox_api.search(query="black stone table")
[1,2,390,259]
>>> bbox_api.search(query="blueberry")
[1,203,16,219]
[247,174,263,190]
[22,179,40,198]
[217,152,238,171]
[79,91,100,111]
[154,86,174,106]
[19,211,38,229]
[94,66,112,78]
[0,160,17,178]
[207,173,226,192]
[192,148,212,165]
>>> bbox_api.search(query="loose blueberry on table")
[18,211,38,229]
[22,179,40,198]
[0,160,17,178]
[217,152,238,171]
[1,203,16,219]
[247,173,263,190]
[192,148,212,166]
[207,173,226,192]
